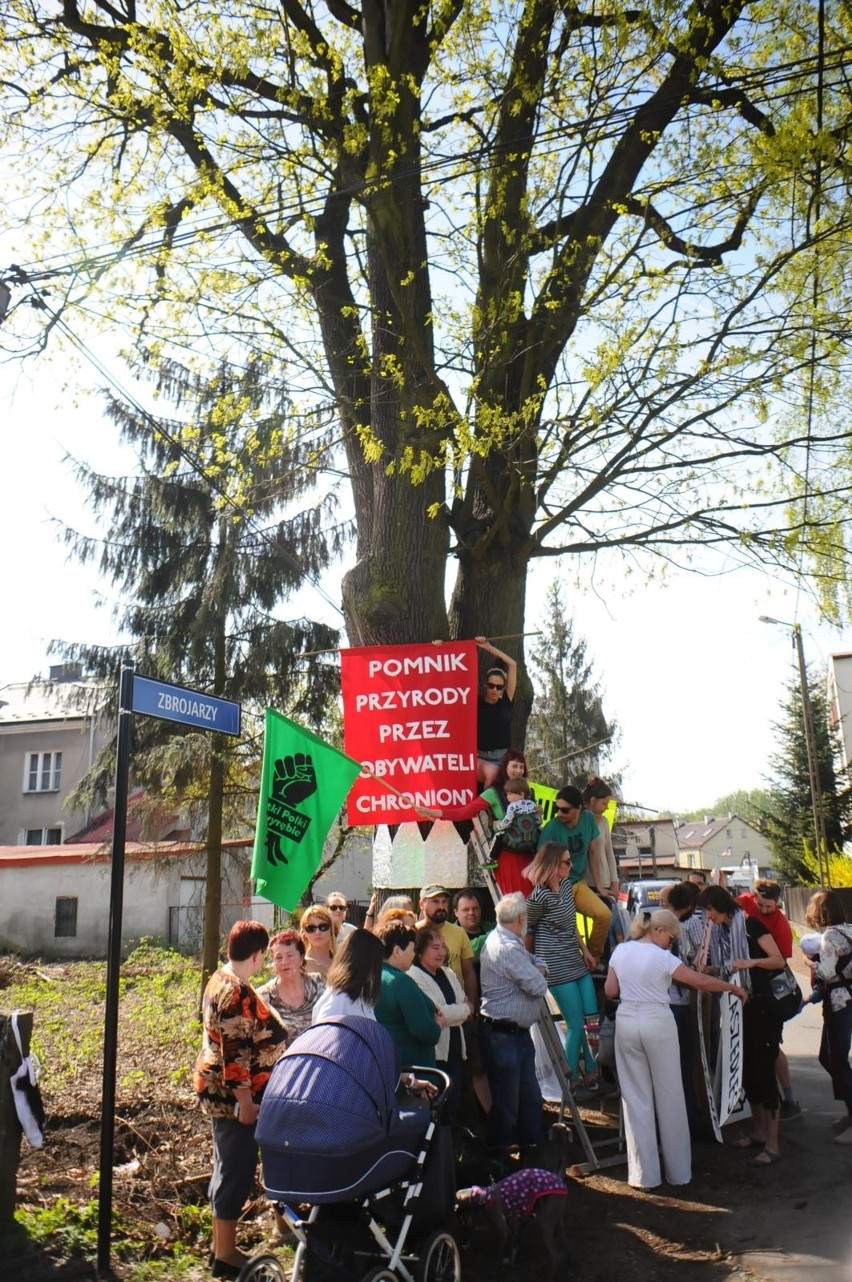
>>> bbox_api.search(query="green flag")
[252,708,362,911]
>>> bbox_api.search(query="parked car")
[618,879,678,918]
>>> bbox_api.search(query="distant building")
[611,818,680,876]
[0,838,252,956]
[827,651,852,772]
[672,814,772,877]
[0,665,108,847]
[612,813,772,879]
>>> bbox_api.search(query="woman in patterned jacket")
[194,920,288,1278]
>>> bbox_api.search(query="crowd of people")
[193,727,852,1275]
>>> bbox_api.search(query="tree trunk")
[200,750,225,1009]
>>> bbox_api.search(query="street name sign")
[131,674,241,736]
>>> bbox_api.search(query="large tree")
[58,355,342,981]
[762,673,852,884]
[2,0,852,694]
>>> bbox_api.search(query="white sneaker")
[831,1115,852,1135]
[834,1126,852,1144]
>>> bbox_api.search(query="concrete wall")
[0,849,251,957]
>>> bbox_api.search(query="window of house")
[55,896,78,937]
[24,751,63,793]
[24,827,62,845]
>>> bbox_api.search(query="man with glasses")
[475,635,518,786]
[325,892,355,937]
[537,786,612,963]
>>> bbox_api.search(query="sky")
[3,341,847,817]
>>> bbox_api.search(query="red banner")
[341,641,478,825]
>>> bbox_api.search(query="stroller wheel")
[236,1254,288,1282]
[362,1269,398,1282]
[414,1230,460,1282]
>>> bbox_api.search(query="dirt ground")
[8,1085,793,1282]
[5,949,843,1282]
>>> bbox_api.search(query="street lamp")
[760,615,830,886]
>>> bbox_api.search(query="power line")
[3,43,849,290]
[33,291,345,621]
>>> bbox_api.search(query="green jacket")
[375,963,440,1068]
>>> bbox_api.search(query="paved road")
[731,950,851,1282]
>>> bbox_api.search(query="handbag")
[596,1012,616,1069]
[769,965,803,1022]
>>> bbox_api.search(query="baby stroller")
[238,1017,460,1282]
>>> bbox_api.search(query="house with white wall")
[673,814,773,877]
[827,651,852,772]
[0,838,253,956]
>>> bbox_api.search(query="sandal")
[750,1149,780,1166]
[732,1136,765,1150]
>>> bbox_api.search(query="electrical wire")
[2,40,848,290]
[34,288,345,620]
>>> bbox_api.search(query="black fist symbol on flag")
[272,753,318,807]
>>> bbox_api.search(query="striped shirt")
[526,877,589,986]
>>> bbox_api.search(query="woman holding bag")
[698,885,786,1165]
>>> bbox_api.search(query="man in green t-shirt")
[453,888,494,965]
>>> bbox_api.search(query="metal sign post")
[96,667,241,1275]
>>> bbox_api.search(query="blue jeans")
[480,1023,542,1157]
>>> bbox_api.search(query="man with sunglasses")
[537,787,612,963]
[325,892,355,937]
[475,635,518,786]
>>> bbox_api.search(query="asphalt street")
[730,949,851,1282]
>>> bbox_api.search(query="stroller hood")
[256,1016,402,1155]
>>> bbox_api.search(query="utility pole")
[760,617,831,887]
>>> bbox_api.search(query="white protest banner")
[715,989,745,1128]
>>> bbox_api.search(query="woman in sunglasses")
[536,786,612,963]
[300,904,337,977]
[475,635,518,786]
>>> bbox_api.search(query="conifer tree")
[762,673,852,883]
[58,356,343,983]
[525,583,617,788]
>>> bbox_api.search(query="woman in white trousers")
[605,909,744,1189]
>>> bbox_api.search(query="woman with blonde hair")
[605,908,744,1189]
[300,904,337,977]
[523,841,599,1096]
